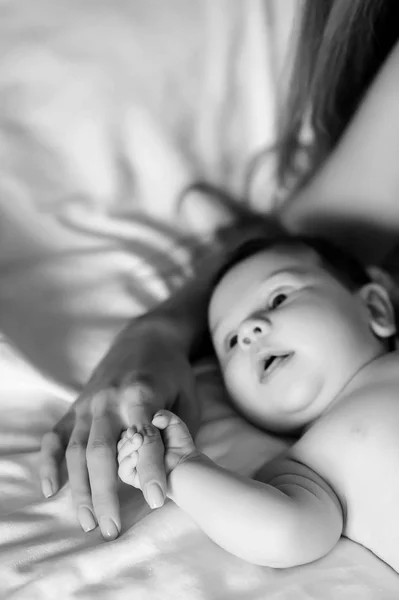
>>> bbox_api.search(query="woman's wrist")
[124,312,181,344]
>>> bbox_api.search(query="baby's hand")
[117,410,202,504]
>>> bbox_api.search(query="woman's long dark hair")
[276,0,399,195]
[181,2,399,216]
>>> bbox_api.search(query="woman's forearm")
[113,244,229,363]
[278,40,399,266]
[149,258,220,359]
[168,455,295,567]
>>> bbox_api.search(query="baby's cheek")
[224,367,255,411]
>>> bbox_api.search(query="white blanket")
[1,1,399,598]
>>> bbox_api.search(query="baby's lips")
[256,350,294,382]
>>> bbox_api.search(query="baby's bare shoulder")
[290,354,399,494]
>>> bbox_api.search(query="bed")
[1,1,399,598]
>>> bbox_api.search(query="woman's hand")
[39,317,200,540]
[38,194,277,540]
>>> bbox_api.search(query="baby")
[117,232,399,570]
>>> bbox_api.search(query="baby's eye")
[227,334,238,350]
[269,292,288,310]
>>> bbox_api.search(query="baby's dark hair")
[214,231,371,292]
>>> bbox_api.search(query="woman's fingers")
[40,407,101,535]
[65,419,98,534]
[85,400,122,541]
[40,431,64,498]
[40,377,176,535]
[39,410,74,497]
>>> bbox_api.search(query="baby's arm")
[118,411,343,567]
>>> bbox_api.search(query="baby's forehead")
[219,244,320,290]
[209,245,321,324]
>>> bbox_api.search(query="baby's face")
[209,245,382,433]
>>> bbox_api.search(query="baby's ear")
[359,283,397,339]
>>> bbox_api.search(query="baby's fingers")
[117,432,143,464]
[117,427,136,452]
[152,410,182,429]
[118,452,140,487]
[120,425,139,442]
[152,410,194,447]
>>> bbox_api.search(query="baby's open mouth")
[258,352,293,382]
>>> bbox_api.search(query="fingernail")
[99,517,120,540]
[145,483,164,509]
[78,506,97,533]
[42,478,53,499]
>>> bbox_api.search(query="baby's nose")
[238,318,270,350]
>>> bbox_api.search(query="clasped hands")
[39,318,200,540]
[118,410,204,503]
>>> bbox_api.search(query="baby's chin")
[231,402,308,438]
[227,380,326,435]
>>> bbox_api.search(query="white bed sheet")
[1,1,399,598]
